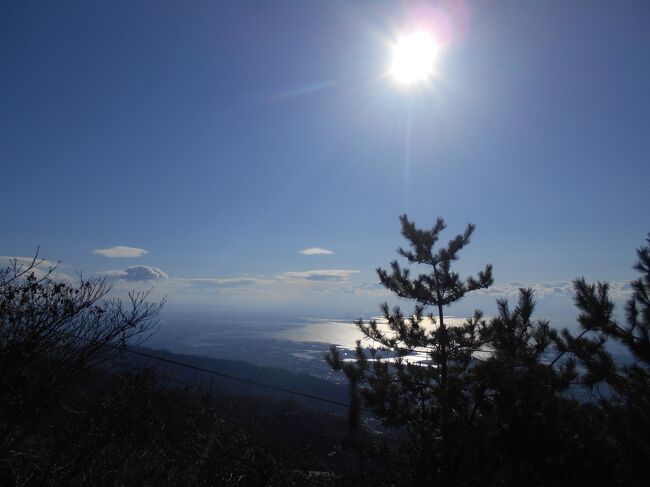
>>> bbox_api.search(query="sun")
[389,31,438,86]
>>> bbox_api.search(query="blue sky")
[2,1,649,319]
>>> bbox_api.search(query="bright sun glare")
[390,31,438,86]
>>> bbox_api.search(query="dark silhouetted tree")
[327,217,631,486]
[554,234,650,484]
[328,215,493,484]
[0,254,164,482]
[470,289,609,486]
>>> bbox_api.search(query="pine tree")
[327,215,493,484]
[472,289,588,486]
[554,233,650,483]
[327,218,649,485]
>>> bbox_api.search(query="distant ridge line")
[73,334,364,411]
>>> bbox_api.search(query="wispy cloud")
[93,246,148,258]
[280,269,359,283]
[268,80,335,101]
[101,265,167,282]
[481,280,633,300]
[336,282,388,296]
[0,256,74,283]
[174,277,272,289]
[0,255,60,269]
[299,247,334,256]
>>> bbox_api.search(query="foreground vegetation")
[1,218,649,485]
[328,216,650,486]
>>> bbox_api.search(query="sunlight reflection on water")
[273,316,469,351]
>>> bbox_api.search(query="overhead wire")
[72,333,361,411]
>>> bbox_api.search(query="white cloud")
[0,255,60,269]
[93,246,148,258]
[174,277,272,289]
[480,280,633,300]
[101,265,167,282]
[280,269,359,283]
[0,256,74,283]
[337,282,389,296]
[299,247,334,255]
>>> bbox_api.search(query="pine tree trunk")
[438,302,450,485]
